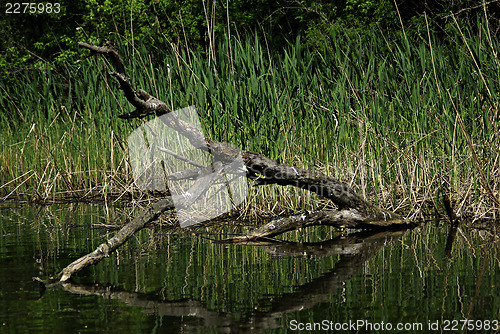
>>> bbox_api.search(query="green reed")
[1,15,499,218]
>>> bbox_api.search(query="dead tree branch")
[59,197,174,282]
[58,162,225,282]
[78,41,406,224]
[52,42,413,283]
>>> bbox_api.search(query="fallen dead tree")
[51,42,413,282]
[53,230,405,331]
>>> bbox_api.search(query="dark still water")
[0,203,499,333]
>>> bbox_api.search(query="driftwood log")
[53,42,412,282]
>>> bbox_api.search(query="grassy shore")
[1,18,499,221]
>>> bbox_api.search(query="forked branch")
[52,42,412,283]
[78,41,405,224]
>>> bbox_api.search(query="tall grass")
[1,15,499,220]
[0,60,137,202]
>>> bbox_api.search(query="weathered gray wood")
[59,197,174,281]
[59,163,225,282]
[78,41,404,224]
[53,42,411,283]
[222,208,407,242]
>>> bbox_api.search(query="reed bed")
[1,16,499,222]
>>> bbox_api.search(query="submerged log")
[52,42,412,282]
[59,197,174,282]
[56,230,406,332]
[222,208,404,242]
[59,162,225,282]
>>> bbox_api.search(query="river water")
[1,203,499,333]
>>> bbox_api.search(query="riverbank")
[1,18,499,222]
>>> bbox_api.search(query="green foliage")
[0,0,278,76]
[1,14,499,216]
[0,1,87,76]
[2,0,497,78]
